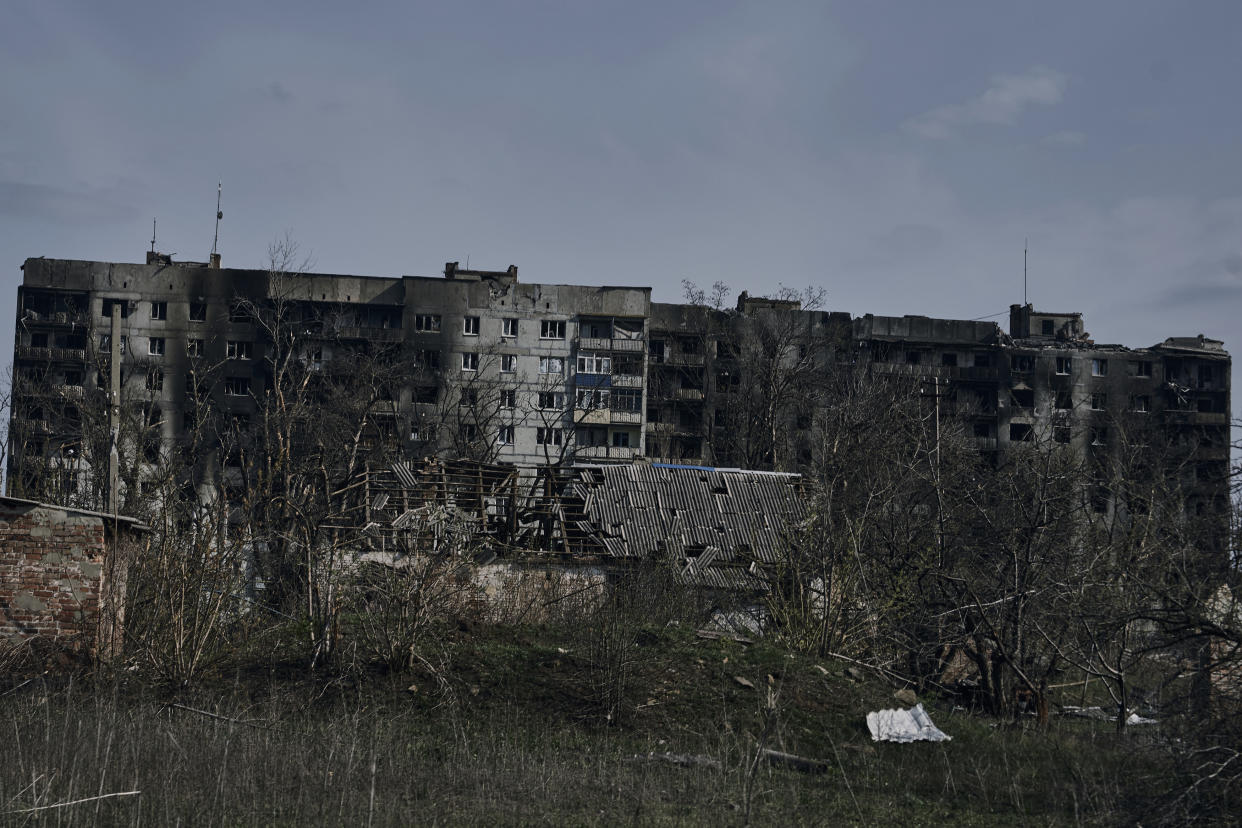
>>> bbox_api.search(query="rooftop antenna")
[1023,237,1028,307]
[150,218,157,253]
[211,182,223,257]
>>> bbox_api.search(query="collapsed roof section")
[355,458,807,592]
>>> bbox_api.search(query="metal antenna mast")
[211,182,223,257]
[1024,237,1028,306]
[150,218,157,253]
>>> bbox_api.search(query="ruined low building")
[0,497,146,658]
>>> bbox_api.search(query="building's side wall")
[0,503,109,651]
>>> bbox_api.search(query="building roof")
[0,496,149,531]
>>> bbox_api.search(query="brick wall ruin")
[0,499,136,659]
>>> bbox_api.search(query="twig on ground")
[7,790,140,814]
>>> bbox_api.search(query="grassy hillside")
[1,622,1175,826]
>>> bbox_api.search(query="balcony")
[22,310,88,326]
[664,353,705,367]
[579,334,644,352]
[574,408,610,425]
[612,374,643,388]
[675,388,704,401]
[576,445,639,460]
[610,410,642,425]
[17,346,87,363]
[1163,410,1229,426]
[334,326,404,343]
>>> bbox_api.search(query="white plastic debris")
[866,703,952,743]
[1125,712,1157,725]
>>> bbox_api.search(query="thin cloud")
[905,67,1068,140]
[1041,129,1085,147]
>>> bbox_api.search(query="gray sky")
[3,1,1241,408]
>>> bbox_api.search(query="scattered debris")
[866,704,952,743]
[626,752,722,770]
[1060,706,1157,725]
[845,666,865,682]
[758,747,829,775]
[893,688,918,706]
[734,675,756,689]
[696,629,754,645]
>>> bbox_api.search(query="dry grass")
[0,621,1190,826]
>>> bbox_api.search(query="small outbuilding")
[0,497,146,660]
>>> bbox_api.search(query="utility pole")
[108,302,121,515]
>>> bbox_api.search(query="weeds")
[0,623,1180,826]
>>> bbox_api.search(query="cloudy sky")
[3,1,1241,403]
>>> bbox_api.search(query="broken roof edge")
[570,461,801,478]
[0,496,150,532]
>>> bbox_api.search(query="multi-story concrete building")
[7,253,1231,527]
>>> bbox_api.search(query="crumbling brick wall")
[0,501,128,658]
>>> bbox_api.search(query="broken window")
[537,391,565,410]
[611,430,632,448]
[539,356,564,375]
[1055,357,1071,376]
[146,369,164,391]
[1091,392,1107,411]
[150,301,167,321]
[1009,423,1033,442]
[1091,358,1108,377]
[148,337,165,356]
[500,354,517,373]
[415,314,441,332]
[98,334,127,355]
[536,427,563,446]
[540,320,566,339]
[1054,391,1073,410]
[1011,388,1034,410]
[498,425,514,445]
[187,338,203,357]
[1090,426,1108,446]
[1128,360,1152,378]
[974,353,991,369]
[463,316,479,336]
[499,389,516,409]
[1011,355,1034,373]
[649,340,666,363]
[189,302,207,322]
[1053,425,1071,444]
[502,318,518,337]
[226,340,252,360]
[461,352,478,371]
[225,377,250,396]
[1131,395,1150,413]
[417,349,441,370]
[414,386,437,404]
[461,388,478,407]
[101,298,130,319]
[905,351,921,365]
[577,352,611,374]
[1041,319,1054,336]
[576,388,610,409]
[612,389,641,412]
[941,352,958,367]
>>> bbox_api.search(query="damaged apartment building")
[6,253,1231,529]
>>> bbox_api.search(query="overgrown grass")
[0,624,1179,826]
